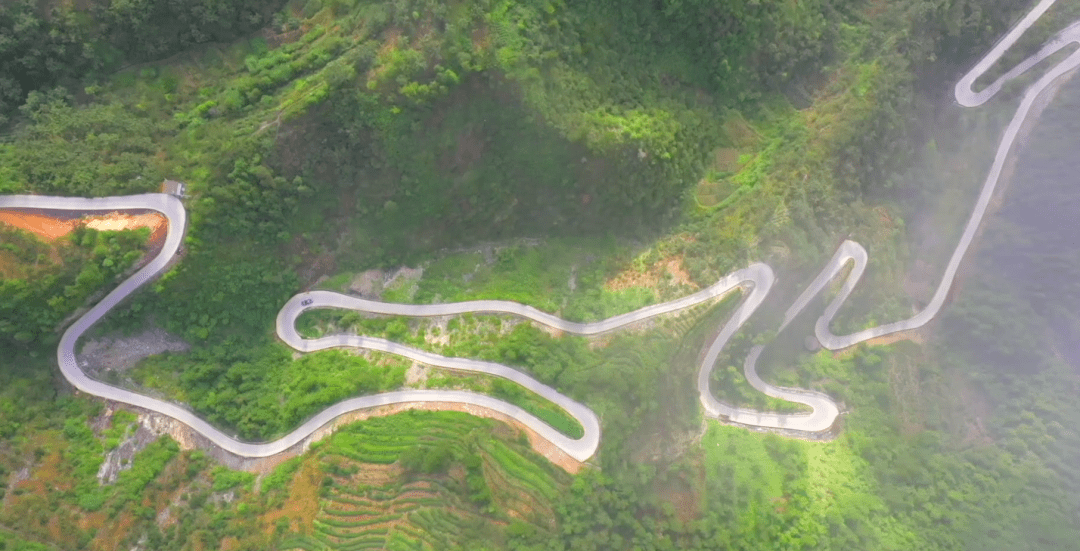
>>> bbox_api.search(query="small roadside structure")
[161,179,186,198]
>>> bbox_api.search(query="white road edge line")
[781,0,1080,351]
[0,0,1070,461]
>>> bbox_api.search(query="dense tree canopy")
[4,1,1080,549]
[0,0,283,125]
[0,224,148,349]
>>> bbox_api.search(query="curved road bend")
[0,193,821,456]
[692,265,841,432]
[2,0,1074,460]
[274,271,766,458]
[279,263,837,433]
[0,194,609,460]
[780,0,1080,351]
[3,195,783,461]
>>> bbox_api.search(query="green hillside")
[2,1,1079,550]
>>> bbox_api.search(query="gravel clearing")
[79,327,189,376]
[349,269,385,297]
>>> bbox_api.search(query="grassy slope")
[0,0,969,427]
[691,340,1080,550]
[0,392,564,551]
[5,0,1080,550]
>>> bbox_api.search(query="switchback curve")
[2,0,1072,462]
[1,194,611,460]
[780,0,1080,351]
[0,192,791,461]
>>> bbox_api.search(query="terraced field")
[277,411,569,551]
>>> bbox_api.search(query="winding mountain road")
[1,0,1073,463]
[780,0,1080,352]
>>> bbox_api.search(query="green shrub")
[211,466,255,492]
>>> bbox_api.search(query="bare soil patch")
[832,328,926,361]
[349,269,385,297]
[605,255,696,292]
[85,212,164,233]
[0,210,77,240]
[0,209,166,242]
[471,24,491,51]
[366,28,403,86]
[286,233,338,287]
[439,123,487,174]
[404,363,430,386]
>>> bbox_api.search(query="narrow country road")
[1,0,1073,462]
[780,0,1080,351]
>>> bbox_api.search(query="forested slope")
[3,0,1080,550]
[0,223,149,348]
[0,0,285,126]
[0,0,1035,337]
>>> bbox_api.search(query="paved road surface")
[2,195,611,460]
[1,0,1072,461]
[776,0,1080,351]
[275,273,760,460]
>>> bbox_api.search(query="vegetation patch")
[276,410,570,550]
[129,345,408,441]
[4,0,1080,550]
[0,223,148,347]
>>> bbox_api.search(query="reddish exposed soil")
[0,210,78,240]
[0,209,167,246]
[0,209,169,273]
